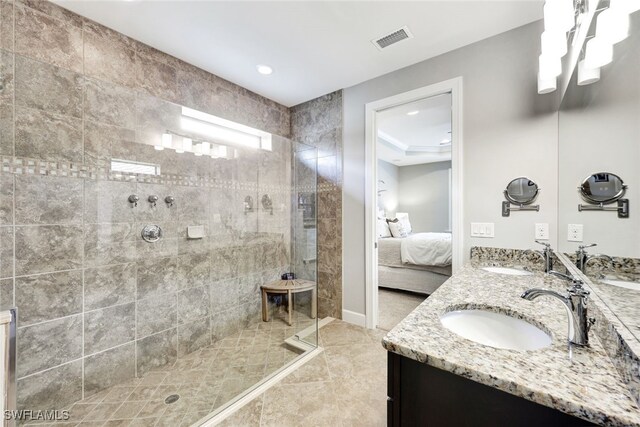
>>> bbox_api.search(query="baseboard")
[342,309,366,327]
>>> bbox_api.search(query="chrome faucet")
[575,244,613,274]
[521,272,595,347]
[524,241,554,273]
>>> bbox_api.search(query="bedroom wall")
[376,160,398,217]
[397,161,451,233]
[342,20,559,316]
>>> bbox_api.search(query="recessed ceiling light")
[406,110,419,116]
[440,139,451,145]
[256,64,273,75]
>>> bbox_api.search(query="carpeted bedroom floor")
[377,288,427,332]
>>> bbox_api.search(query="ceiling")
[377,93,452,166]
[54,1,543,107]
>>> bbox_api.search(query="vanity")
[383,257,640,426]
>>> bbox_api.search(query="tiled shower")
[0,0,320,421]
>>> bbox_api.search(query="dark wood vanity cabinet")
[387,352,595,427]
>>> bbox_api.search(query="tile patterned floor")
[217,320,388,427]
[377,288,427,332]
[25,310,315,427]
[25,318,390,427]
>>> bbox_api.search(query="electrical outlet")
[568,224,583,242]
[535,223,549,240]
[471,223,494,238]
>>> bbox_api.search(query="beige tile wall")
[0,0,296,411]
[291,91,343,319]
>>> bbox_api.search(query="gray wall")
[377,160,398,216]
[343,20,559,315]
[558,12,640,257]
[398,161,451,233]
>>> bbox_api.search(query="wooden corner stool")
[260,279,317,326]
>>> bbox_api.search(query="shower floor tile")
[24,314,315,427]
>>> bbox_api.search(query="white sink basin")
[440,309,552,351]
[601,279,640,291]
[481,266,533,276]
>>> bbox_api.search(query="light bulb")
[539,54,562,78]
[182,138,192,153]
[194,144,203,156]
[584,37,613,69]
[597,8,630,44]
[161,133,173,149]
[541,31,568,57]
[537,72,557,94]
[201,142,211,156]
[577,60,600,86]
[544,0,575,32]
[610,0,640,14]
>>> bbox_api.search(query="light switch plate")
[535,223,549,240]
[471,223,494,238]
[568,224,583,242]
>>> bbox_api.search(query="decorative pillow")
[395,212,412,234]
[378,218,391,238]
[387,218,408,238]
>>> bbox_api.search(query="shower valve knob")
[165,196,175,207]
[148,195,159,207]
[128,194,139,207]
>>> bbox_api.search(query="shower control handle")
[165,196,175,207]
[148,195,159,207]
[128,194,139,207]
[141,224,163,243]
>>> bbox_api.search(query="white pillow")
[395,212,412,234]
[377,218,391,238]
[387,219,408,238]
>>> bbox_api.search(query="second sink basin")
[440,309,552,351]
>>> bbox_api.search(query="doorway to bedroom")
[364,78,463,330]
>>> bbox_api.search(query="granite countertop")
[382,265,640,427]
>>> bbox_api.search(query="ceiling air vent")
[372,26,413,50]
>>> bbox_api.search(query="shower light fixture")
[182,138,192,153]
[181,106,272,151]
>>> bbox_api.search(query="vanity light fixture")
[577,59,600,85]
[584,37,613,69]
[406,110,419,116]
[538,72,557,94]
[597,7,630,44]
[256,64,273,75]
[539,0,636,92]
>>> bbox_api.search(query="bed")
[378,232,452,295]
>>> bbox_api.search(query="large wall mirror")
[558,9,640,345]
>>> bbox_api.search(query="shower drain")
[165,394,180,404]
